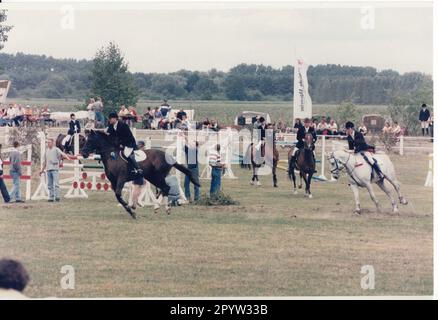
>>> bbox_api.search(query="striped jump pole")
[0,144,33,201]
[64,133,88,199]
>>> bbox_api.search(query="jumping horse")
[81,130,200,219]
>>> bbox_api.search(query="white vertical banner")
[293,59,312,120]
[0,80,11,104]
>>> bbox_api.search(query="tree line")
[0,51,432,105]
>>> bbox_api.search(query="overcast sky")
[0,1,433,74]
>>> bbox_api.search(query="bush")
[378,132,398,153]
[194,191,239,206]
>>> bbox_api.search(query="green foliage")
[0,10,13,50]
[388,80,433,135]
[0,52,433,106]
[90,42,138,113]
[194,191,239,206]
[6,126,41,162]
[333,101,359,127]
[378,132,398,153]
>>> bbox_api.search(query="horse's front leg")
[115,180,136,219]
[298,172,303,189]
[350,183,361,214]
[272,164,278,188]
[306,172,313,198]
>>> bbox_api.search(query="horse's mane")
[92,130,118,148]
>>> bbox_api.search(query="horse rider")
[291,117,317,166]
[61,113,81,149]
[345,121,384,181]
[107,112,143,176]
[253,116,266,156]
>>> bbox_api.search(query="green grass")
[0,153,432,297]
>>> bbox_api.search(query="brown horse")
[81,130,200,219]
[287,133,316,197]
[56,133,86,154]
[242,131,279,187]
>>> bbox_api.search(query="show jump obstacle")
[0,144,33,200]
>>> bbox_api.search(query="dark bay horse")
[81,130,200,219]
[56,133,86,154]
[287,133,316,198]
[242,134,279,187]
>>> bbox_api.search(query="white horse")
[328,149,408,214]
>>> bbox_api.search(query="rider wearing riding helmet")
[345,121,384,181]
[107,112,143,176]
[61,113,81,149]
[291,117,317,165]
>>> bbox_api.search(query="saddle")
[119,150,147,163]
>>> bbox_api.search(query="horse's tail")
[173,162,201,187]
[287,155,294,180]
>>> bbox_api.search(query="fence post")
[399,135,404,156]
[315,135,327,181]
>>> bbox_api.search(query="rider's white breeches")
[124,147,134,157]
[62,134,72,146]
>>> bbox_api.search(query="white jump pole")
[176,131,188,204]
[64,133,88,198]
[424,153,433,187]
[314,135,328,181]
[399,135,404,156]
[31,131,50,200]
[222,127,237,179]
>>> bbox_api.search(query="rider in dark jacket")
[291,118,317,168]
[345,121,384,181]
[107,112,143,176]
[62,113,81,148]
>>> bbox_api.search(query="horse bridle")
[329,152,350,175]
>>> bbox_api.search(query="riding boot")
[128,153,143,176]
[372,161,385,181]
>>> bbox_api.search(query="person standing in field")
[39,138,71,202]
[184,139,200,202]
[419,103,431,136]
[0,144,11,203]
[87,98,96,128]
[8,141,25,203]
[209,144,225,195]
[94,97,105,128]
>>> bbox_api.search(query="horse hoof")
[353,209,361,215]
[400,198,408,205]
[308,194,313,199]
[393,207,399,214]
[293,190,298,195]
[166,208,171,215]
[154,208,159,214]
[256,182,261,186]
[129,211,137,219]
[250,181,254,185]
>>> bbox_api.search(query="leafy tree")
[334,101,359,128]
[224,75,246,100]
[90,42,138,114]
[0,10,12,50]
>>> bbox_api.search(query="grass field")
[0,152,432,297]
[10,98,389,125]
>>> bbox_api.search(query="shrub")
[194,191,239,206]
